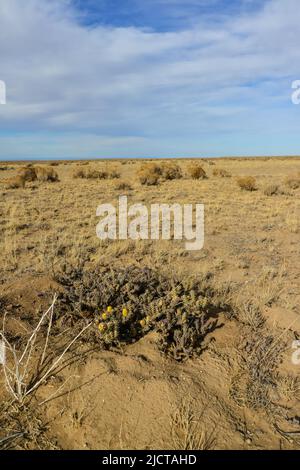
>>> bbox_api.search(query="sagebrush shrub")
[263,184,279,196]
[187,163,207,180]
[109,169,121,179]
[34,166,59,182]
[86,169,108,179]
[285,174,300,190]
[213,168,231,178]
[73,168,119,180]
[137,163,161,185]
[160,163,182,180]
[237,176,257,191]
[73,168,86,178]
[2,175,26,189]
[115,181,133,191]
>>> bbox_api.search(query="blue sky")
[0,0,299,160]
[73,0,264,30]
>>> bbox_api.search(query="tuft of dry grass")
[285,173,300,190]
[237,176,257,191]
[277,375,300,402]
[213,168,231,178]
[237,301,265,329]
[115,181,133,191]
[18,167,37,183]
[137,163,161,185]
[171,400,216,450]
[73,167,119,180]
[109,168,121,179]
[263,184,280,196]
[73,168,86,179]
[1,175,26,189]
[187,163,207,180]
[160,162,182,180]
[34,166,59,182]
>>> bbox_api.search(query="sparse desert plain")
[0,157,299,450]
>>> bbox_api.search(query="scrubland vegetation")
[0,157,299,450]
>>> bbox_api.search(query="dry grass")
[171,400,216,450]
[34,166,59,182]
[285,173,300,190]
[212,168,231,177]
[137,163,162,185]
[114,181,133,191]
[0,295,92,404]
[73,167,120,180]
[263,184,280,196]
[160,162,182,180]
[277,376,300,402]
[1,175,26,189]
[187,163,207,179]
[237,176,257,191]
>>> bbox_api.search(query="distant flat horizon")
[1,155,300,164]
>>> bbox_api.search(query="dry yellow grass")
[187,163,207,179]
[237,176,257,191]
[212,168,231,178]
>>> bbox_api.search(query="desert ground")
[0,157,299,450]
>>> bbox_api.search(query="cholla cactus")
[56,265,225,359]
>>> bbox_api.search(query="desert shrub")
[160,163,182,180]
[50,162,59,167]
[187,163,207,180]
[263,184,280,196]
[230,329,285,410]
[137,162,182,184]
[109,169,121,179]
[115,181,133,191]
[237,176,257,191]
[86,169,102,179]
[285,174,300,190]
[73,168,86,179]
[1,175,26,189]
[73,168,119,180]
[18,167,37,182]
[0,166,10,171]
[100,170,108,179]
[56,265,228,362]
[34,166,59,182]
[137,163,161,185]
[212,168,231,178]
[2,166,58,187]
[86,169,108,179]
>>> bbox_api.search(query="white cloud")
[0,0,299,157]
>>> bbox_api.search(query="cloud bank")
[0,0,299,158]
